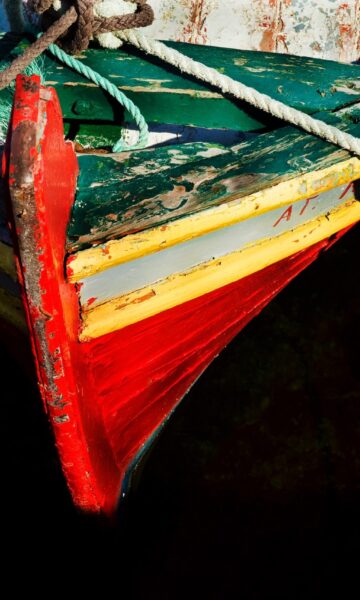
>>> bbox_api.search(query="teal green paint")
[0,33,358,246]
[1,35,359,140]
[67,105,360,250]
[63,122,124,148]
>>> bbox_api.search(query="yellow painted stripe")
[0,241,17,281]
[0,288,27,332]
[69,158,360,282]
[80,198,360,341]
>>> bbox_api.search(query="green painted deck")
[1,34,359,251]
[1,33,359,142]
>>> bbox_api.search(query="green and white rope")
[117,30,360,157]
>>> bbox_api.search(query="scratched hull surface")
[147,0,359,62]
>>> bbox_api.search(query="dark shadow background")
[1,224,359,596]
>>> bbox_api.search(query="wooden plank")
[4,74,121,511]
[145,0,360,63]
[82,233,349,511]
[1,34,359,135]
[80,199,360,340]
[68,158,359,281]
[77,182,356,307]
[67,105,360,251]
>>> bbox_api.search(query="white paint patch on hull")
[145,0,359,63]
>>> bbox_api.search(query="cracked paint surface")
[1,2,358,60]
[147,0,359,62]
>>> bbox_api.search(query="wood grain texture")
[68,158,360,281]
[3,76,358,515]
[82,229,352,506]
[68,103,360,251]
[79,198,360,339]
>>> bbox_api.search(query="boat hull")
[0,222,353,512]
[0,62,359,513]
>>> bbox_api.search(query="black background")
[1,224,359,597]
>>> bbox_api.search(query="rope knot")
[29,0,154,54]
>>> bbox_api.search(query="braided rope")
[1,1,150,150]
[0,7,78,91]
[47,40,149,151]
[31,0,154,53]
[118,30,360,157]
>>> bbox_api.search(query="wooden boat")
[0,11,359,514]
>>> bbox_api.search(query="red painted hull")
[80,232,350,511]
[2,76,356,514]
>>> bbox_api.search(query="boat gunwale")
[67,156,360,282]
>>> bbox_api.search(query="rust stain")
[336,0,360,62]
[257,0,291,53]
[115,289,156,311]
[11,121,37,187]
[53,415,70,424]
[106,213,118,221]
[159,185,188,210]
[180,0,218,44]
[20,75,40,94]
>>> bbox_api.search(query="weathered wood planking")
[79,198,360,340]
[0,34,359,139]
[68,160,359,282]
[79,235,344,511]
[78,182,356,309]
[67,104,360,251]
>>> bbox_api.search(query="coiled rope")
[1,0,360,156]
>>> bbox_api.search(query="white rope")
[116,30,360,157]
[94,0,136,49]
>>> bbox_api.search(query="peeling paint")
[146,0,359,62]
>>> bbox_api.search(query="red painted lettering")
[339,182,353,200]
[299,195,319,216]
[273,206,293,227]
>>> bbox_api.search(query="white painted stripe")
[79,182,355,308]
